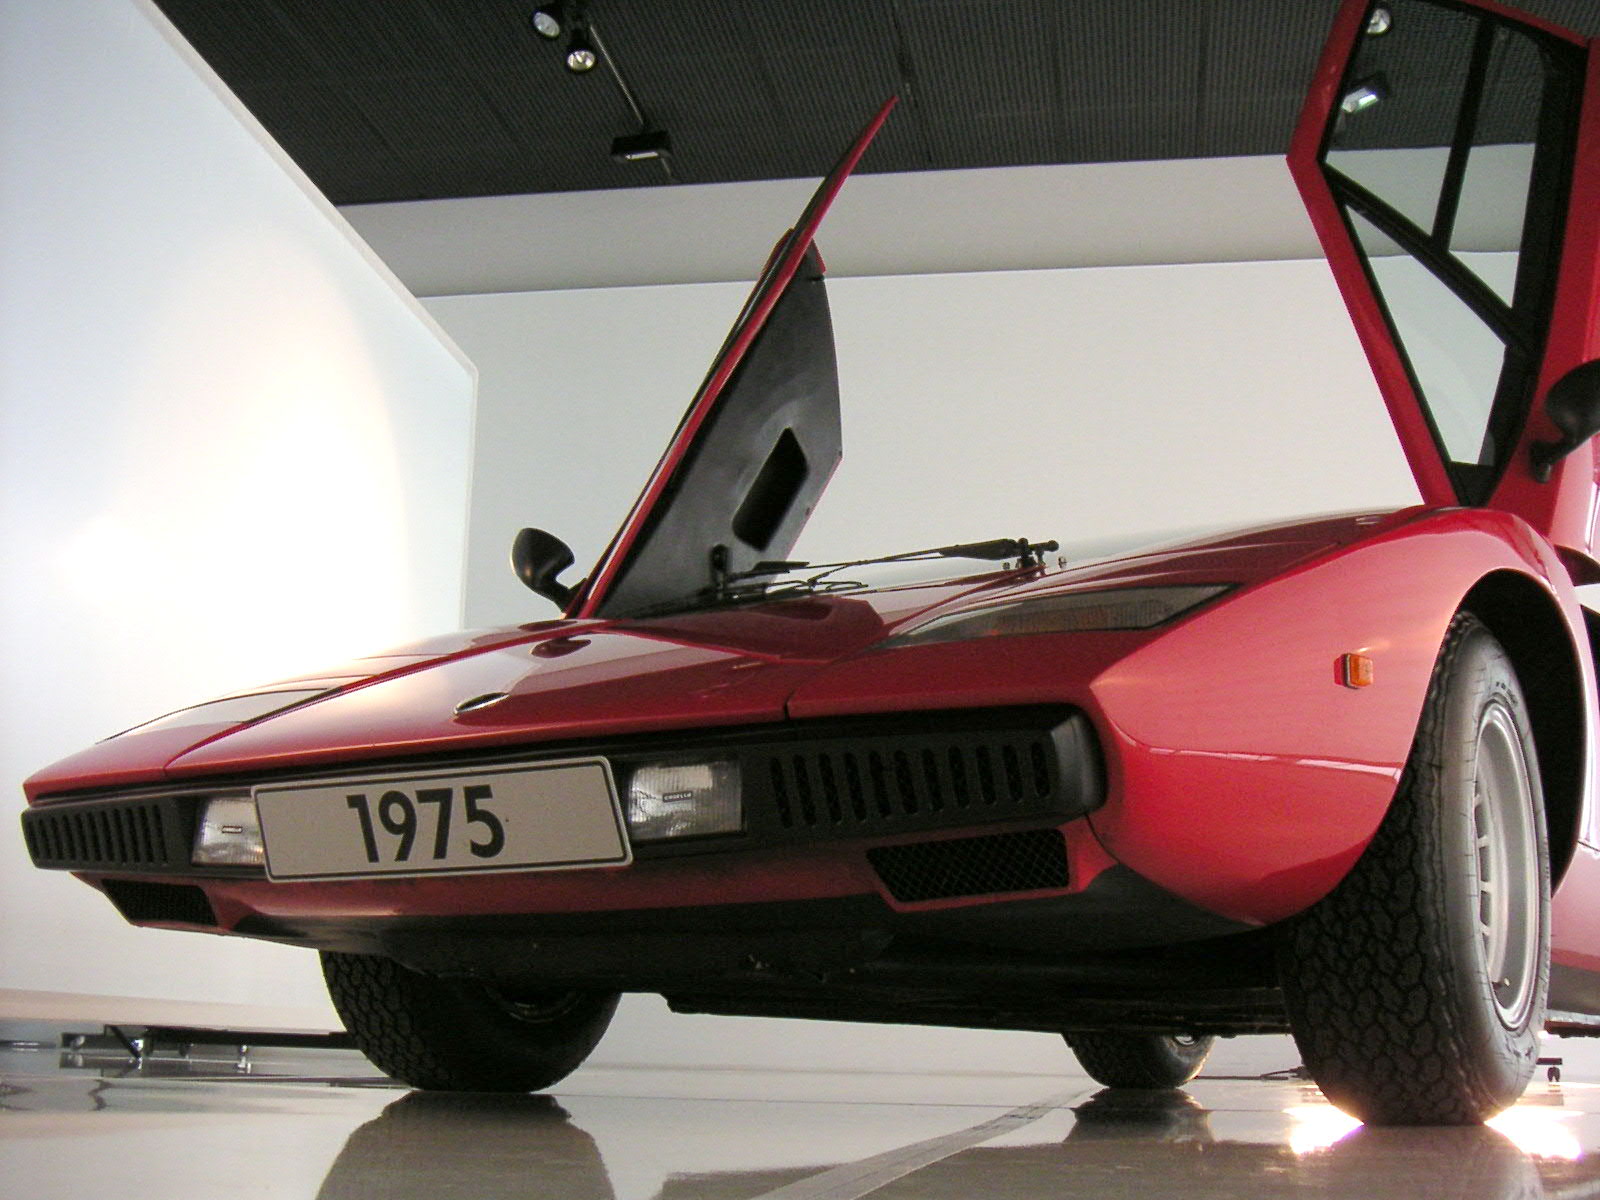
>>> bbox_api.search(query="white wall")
[431,258,1421,630]
[0,0,474,1020]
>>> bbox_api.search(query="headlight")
[624,760,741,842]
[880,584,1231,649]
[192,795,265,866]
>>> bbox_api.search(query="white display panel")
[0,0,473,1018]
[431,257,1422,631]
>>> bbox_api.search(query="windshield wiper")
[625,536,1059,620]
[738,536,1060,585]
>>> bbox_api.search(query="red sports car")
[21,0,1600,1125]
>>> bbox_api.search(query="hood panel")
[785,512,1364,720]
[44,510,1391,791]
[573,99,896,621]
[165,627,856,778]
[23,629,569,799]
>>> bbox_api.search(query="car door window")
[1321,0,1582,503]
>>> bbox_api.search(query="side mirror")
[511,528,577,609]
[1531,360,1600,482]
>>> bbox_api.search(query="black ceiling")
[154,1,1600,207]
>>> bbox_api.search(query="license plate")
[254,758,629,881]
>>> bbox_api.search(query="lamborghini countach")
[21,0,1600,1124]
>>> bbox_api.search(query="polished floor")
[6,1033,1600,1199]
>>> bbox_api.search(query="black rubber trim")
[26,705,1102,873]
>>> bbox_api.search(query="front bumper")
[24,705,1106,915]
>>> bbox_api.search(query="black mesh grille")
[868,828,1069,903]
[101,880,217,926]
[22,800,179,871]
[759,731,1059,835]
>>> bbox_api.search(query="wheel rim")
[1472,700,1540,1030]
[484,986,586,1025]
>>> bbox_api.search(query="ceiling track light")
[530,1,565,39]
[611,128,671,162]
[564,25,598,73]
[533,2,674,179]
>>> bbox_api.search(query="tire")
[1279,612,1549,1125]
[1064,1032,1216,1088]
[322,950,619,1092]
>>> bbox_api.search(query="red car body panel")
[29,510,1593,943]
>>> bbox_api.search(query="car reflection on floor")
[7,1040,1600,1200]
[314,1092,617,1200]
[306,1081,1600,1200]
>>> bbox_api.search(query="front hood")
[27,510,1386,796]
[22,625,565,797]
[151,510,1381,781]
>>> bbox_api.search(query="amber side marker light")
[1337,653,1375,689]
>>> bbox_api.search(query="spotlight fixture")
[611,128,671,162]
[530,2,565,39]
[1339,73,1388,115]
[565,26,598,72]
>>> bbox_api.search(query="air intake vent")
[868,828,1069,903]
[102,880,217,926]
[23,800,178,871]
[762,732,1056,833]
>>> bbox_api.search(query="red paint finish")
[180,815,1120,929]
[792,510,1583,927]
[1089,514,1560,925]
[1554,845,1600,976]
[168,631,818,777]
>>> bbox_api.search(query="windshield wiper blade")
[742,536,1060,582]
[627,536,1059,621]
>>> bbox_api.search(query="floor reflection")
[316,1092,616,1200]
[639,1088,1600,1200]
[8,1039,1600,1200]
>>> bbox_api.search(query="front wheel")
[322,951,618,1092]
[1064,1032,1216,1088]
[1279,613,1549,1125]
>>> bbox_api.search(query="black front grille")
[23,799,182,870]
[101,879,217,926]
[763,735,1054,831]
[868,828,1070,902]
[696,709,1102,851]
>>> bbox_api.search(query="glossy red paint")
[23,630,597,800]
[1554,845,1600,976]
[159,573,1007,779]
[790,509,1589,926]
[1487,42,1600,575]
[161,818,1120,932]
[1091,511,1576,924]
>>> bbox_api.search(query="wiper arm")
[741,536,1060,583]
[627,536,1059,621]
